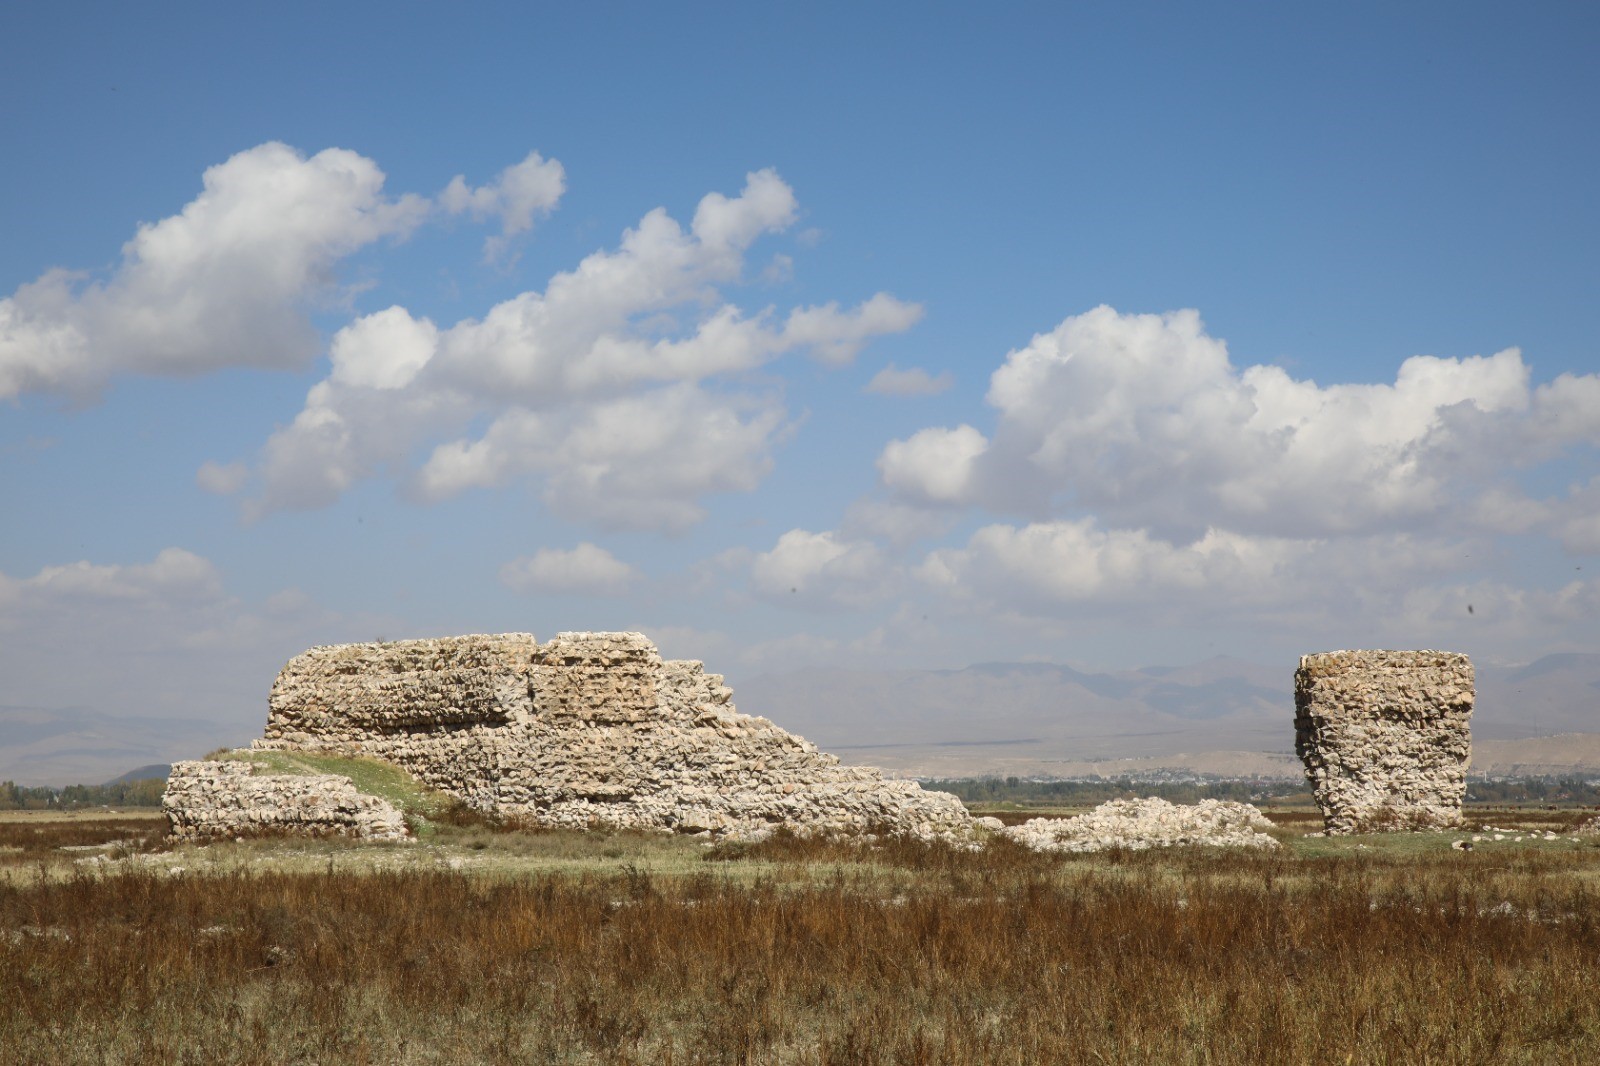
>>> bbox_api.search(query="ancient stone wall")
[163,761,410,841]
[253,631,973,840]
[1294,650,1474,834]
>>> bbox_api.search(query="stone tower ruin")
[246,631,972,840]
[1294,650,1474,834]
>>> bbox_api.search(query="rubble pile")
[999,798,1279,853]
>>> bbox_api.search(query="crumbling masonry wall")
[253,631,973,840]
[163,761,410,841]
[1294,650,1473,834]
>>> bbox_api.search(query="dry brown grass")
[4,809,1600,1063]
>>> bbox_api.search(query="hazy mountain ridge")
[736,653,1600,777]
[0,705,241,786]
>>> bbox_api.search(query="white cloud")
[440,150,566,262]
[864,363,953,397]
[500,543,638,596]
[782,294,924,366]
[910,516,1583,644]
[839,497,956,547]
[240,167,916,530]
[877,424,988,506]
[328,306,439,390]
[690,168,797,250]
[880,305,1600,540]
[413,384,785,530]
[751,530,897,610]
[0,142,428,399]
[919,520,1303,609]
[3,147,922,530]
[20,548,223,603]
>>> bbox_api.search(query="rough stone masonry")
[163,760,410,841]
[1294,650,1474,834]
[242,631,973,840]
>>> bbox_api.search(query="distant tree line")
[0,778,166,810]
[927,776,1600,808]
[1464,778,1600,805]
[923,777,1308,807]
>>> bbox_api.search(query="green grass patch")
[211,749,455,823]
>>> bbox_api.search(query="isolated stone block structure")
[1294,650,1474,834]
[163,760,409,841]
[249,631,973,840]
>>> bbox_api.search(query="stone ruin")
[1294,650,1474,834]
[163,761,409,842]
[165,631,973,842]
[1000,798,1279,853]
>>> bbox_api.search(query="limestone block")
[1294,650,1473,834]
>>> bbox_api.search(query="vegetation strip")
[4,811,1600,1063]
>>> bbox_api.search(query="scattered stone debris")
[1294,650,1473,834]
[998,798,1279,853]
[163,760,410,841]
[222,632,973,841]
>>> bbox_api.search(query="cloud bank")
[740,305,1600,660]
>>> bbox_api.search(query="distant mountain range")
[4,652,1596,785]
[0,706,241,786]
[734,653,1600,779]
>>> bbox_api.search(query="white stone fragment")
[998,798,1279,854]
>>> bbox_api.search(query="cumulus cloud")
[751,530,897,610]
[864,363,953,397]
[782,293,924,366]
[414,385,785,530]
[0,143,428,400]
[880,305,1600,541]
[877,424,988,506]
[4,146,921,530]
[743,304,1600,658]
[328,306,440,390]
[440,151,566,262]
[15,548,223,604]
[239,167,917,529]
[499,543,638,596]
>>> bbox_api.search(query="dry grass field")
[5,809,1600,1064]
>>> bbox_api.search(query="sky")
[2,3,1598,740]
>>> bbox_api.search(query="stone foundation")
[163,761,410,841]
[1294,650,1474,834]
[252,631,973,840]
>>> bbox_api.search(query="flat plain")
[5,807,1600,1064]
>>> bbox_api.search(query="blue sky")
[2,3,1598,736]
